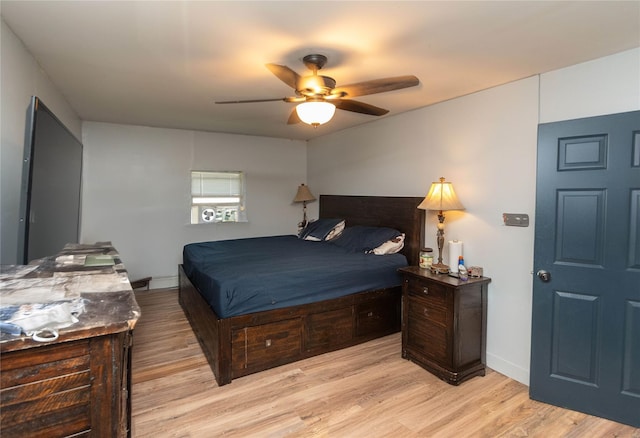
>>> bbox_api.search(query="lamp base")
[431,263,450,274]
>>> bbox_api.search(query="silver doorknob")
[537,270,551,282]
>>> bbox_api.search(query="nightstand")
[398,266,490,385]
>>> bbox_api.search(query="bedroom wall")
[0,19,82,265]
[80,122,307,288]
[539,48,639,122]
[306,47,640,386]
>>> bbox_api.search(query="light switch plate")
[503,213,529,227]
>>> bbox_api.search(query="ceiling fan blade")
[266,63,301,90]
[215,96,304,104]
[215,98,289,104]
[287,108,301,125]
[334,99,389,116]
[333,75,419,98]
[284,96,306,103]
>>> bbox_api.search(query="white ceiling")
[2,1,639,141]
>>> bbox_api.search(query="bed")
[179,195,425,386]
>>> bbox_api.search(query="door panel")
[557,134,607,170]
[551,291,600,385]
[555,189,605,265]
[531,110,640,428]
[630,189,640,268]
[623,300,640,396]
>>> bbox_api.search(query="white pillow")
[299,219,345,241]
[372,233,405,255]
[325,220,345,241]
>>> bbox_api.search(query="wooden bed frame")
[179,195,425,386]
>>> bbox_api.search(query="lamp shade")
[417,177,464,211]
[293,183,316,203]
[296,101,336,126]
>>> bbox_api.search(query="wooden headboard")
[319,195,425,266]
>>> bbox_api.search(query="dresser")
[0,243,140,437]
[398,266,490,385]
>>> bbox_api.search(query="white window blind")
[192,171,242,197]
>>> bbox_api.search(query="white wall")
[307,47,640,385]
[540,48,640,122]
[81,122,307,287]
[0,19,82,264]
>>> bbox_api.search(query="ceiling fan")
[215,54,420,127]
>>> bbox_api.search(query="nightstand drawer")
[405,301,449,363]
[407,278,446,301]
[407,293,447,326]
[406,283,447,325]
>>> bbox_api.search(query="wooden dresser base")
[1,332,132,437]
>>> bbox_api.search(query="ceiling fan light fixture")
[296,101,336,127]
[219,55,419,126]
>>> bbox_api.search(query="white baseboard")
[486,352,530,386]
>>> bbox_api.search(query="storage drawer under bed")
[231,319,302,376]
[356,293,400,336]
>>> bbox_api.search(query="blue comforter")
[182,235,407,318]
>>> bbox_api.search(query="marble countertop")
[1,242,141,352]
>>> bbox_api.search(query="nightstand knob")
[422,286,429,295]
[423,308,429,316]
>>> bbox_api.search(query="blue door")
[530,110,640,427]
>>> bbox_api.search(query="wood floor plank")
[131,289,640,437]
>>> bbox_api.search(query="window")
[190,171,247,224]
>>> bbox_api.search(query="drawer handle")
[423,308,429,316]
[265,339,272,347]
[367,311,374,318]
[422,286,429,295]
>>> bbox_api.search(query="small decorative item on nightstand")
[468,266,483,277]
[419,248,433,269]
[398,266,490,385]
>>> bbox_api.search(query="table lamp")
[417,177,464,273]
[293,183,316,228]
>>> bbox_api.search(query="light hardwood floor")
[131,289,639,437]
